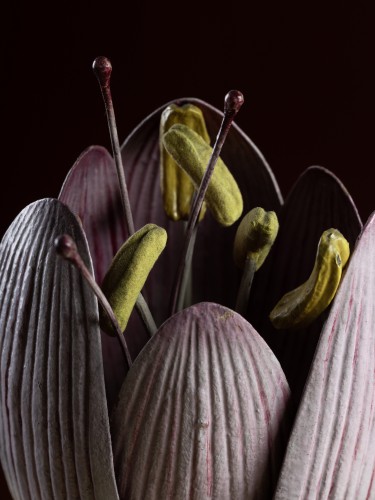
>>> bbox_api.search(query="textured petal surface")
[0,199,118,500]
[112,302,291,499]
[249,166,362,408]
[121,98,283,318]
[275,211,375,499]
[59,146,148,411]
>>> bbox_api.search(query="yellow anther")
[99,224,167,335]
[270,229,350,330]
[233,208,279,271]
[163,124,243,226]
[160,104,210,221]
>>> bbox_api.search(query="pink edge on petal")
[274,211,375,499]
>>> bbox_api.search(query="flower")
[0,89,374,499]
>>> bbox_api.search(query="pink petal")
[275,211,375,498]
[111,302,290,499]
[59,145,125,284]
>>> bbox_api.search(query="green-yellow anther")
[233,207,279,271]
[163,123,243,226]
[270,228,350,330]
[99,224,167,335]
[160,104,210,221]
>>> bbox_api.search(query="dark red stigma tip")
[224,90,244,114]
[54,234,77,260]
[92,56,112,88]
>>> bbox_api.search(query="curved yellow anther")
[163,124,243,226]
[233,207,279,270]
[270,229,350,330]
[160,104,210,221]
[99,224,167,335]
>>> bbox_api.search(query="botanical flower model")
[0,56,373,499]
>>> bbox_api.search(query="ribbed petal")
[0,199,118,500]
[111,302,290,499]
[121,98,283,318]
[274,211,375,499]
[59,146,147,411]
[249,166,362,408]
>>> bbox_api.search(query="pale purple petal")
[112,302,291,499]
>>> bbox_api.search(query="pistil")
[170,90,244,315]
[92,56,134,235]
[93,56,157,336]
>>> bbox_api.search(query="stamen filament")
[55,234,132,368]
[135,291,158,334]
[93,56,157,336]
[170,90,244,315]
[235,256,256,315]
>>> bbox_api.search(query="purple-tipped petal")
[249,166,362,408]
[274,211,375,499]
[121,98,283,314]
[0,199,118,499]
[59,146,126,284]
[59,146,148,411]
[111,302,291,499]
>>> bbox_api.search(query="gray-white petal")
[0,199,118,500]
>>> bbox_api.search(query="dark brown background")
[1,0,375,497]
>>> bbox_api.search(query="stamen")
[93,56,157,336]
[99,224,167,337]
[160,103,210,221]
[55,234,132,368]
[163,124,243,226]
[170,90,244,315]
[270,228,350,329]
[234,208,279,315]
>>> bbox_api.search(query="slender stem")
[135,294,157,335]
[235,256,256,316]
[55,235,132,368]
[92,56,135,235]
[176,225,198,311]
[170,90,244,315]
[93,56,157,336]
